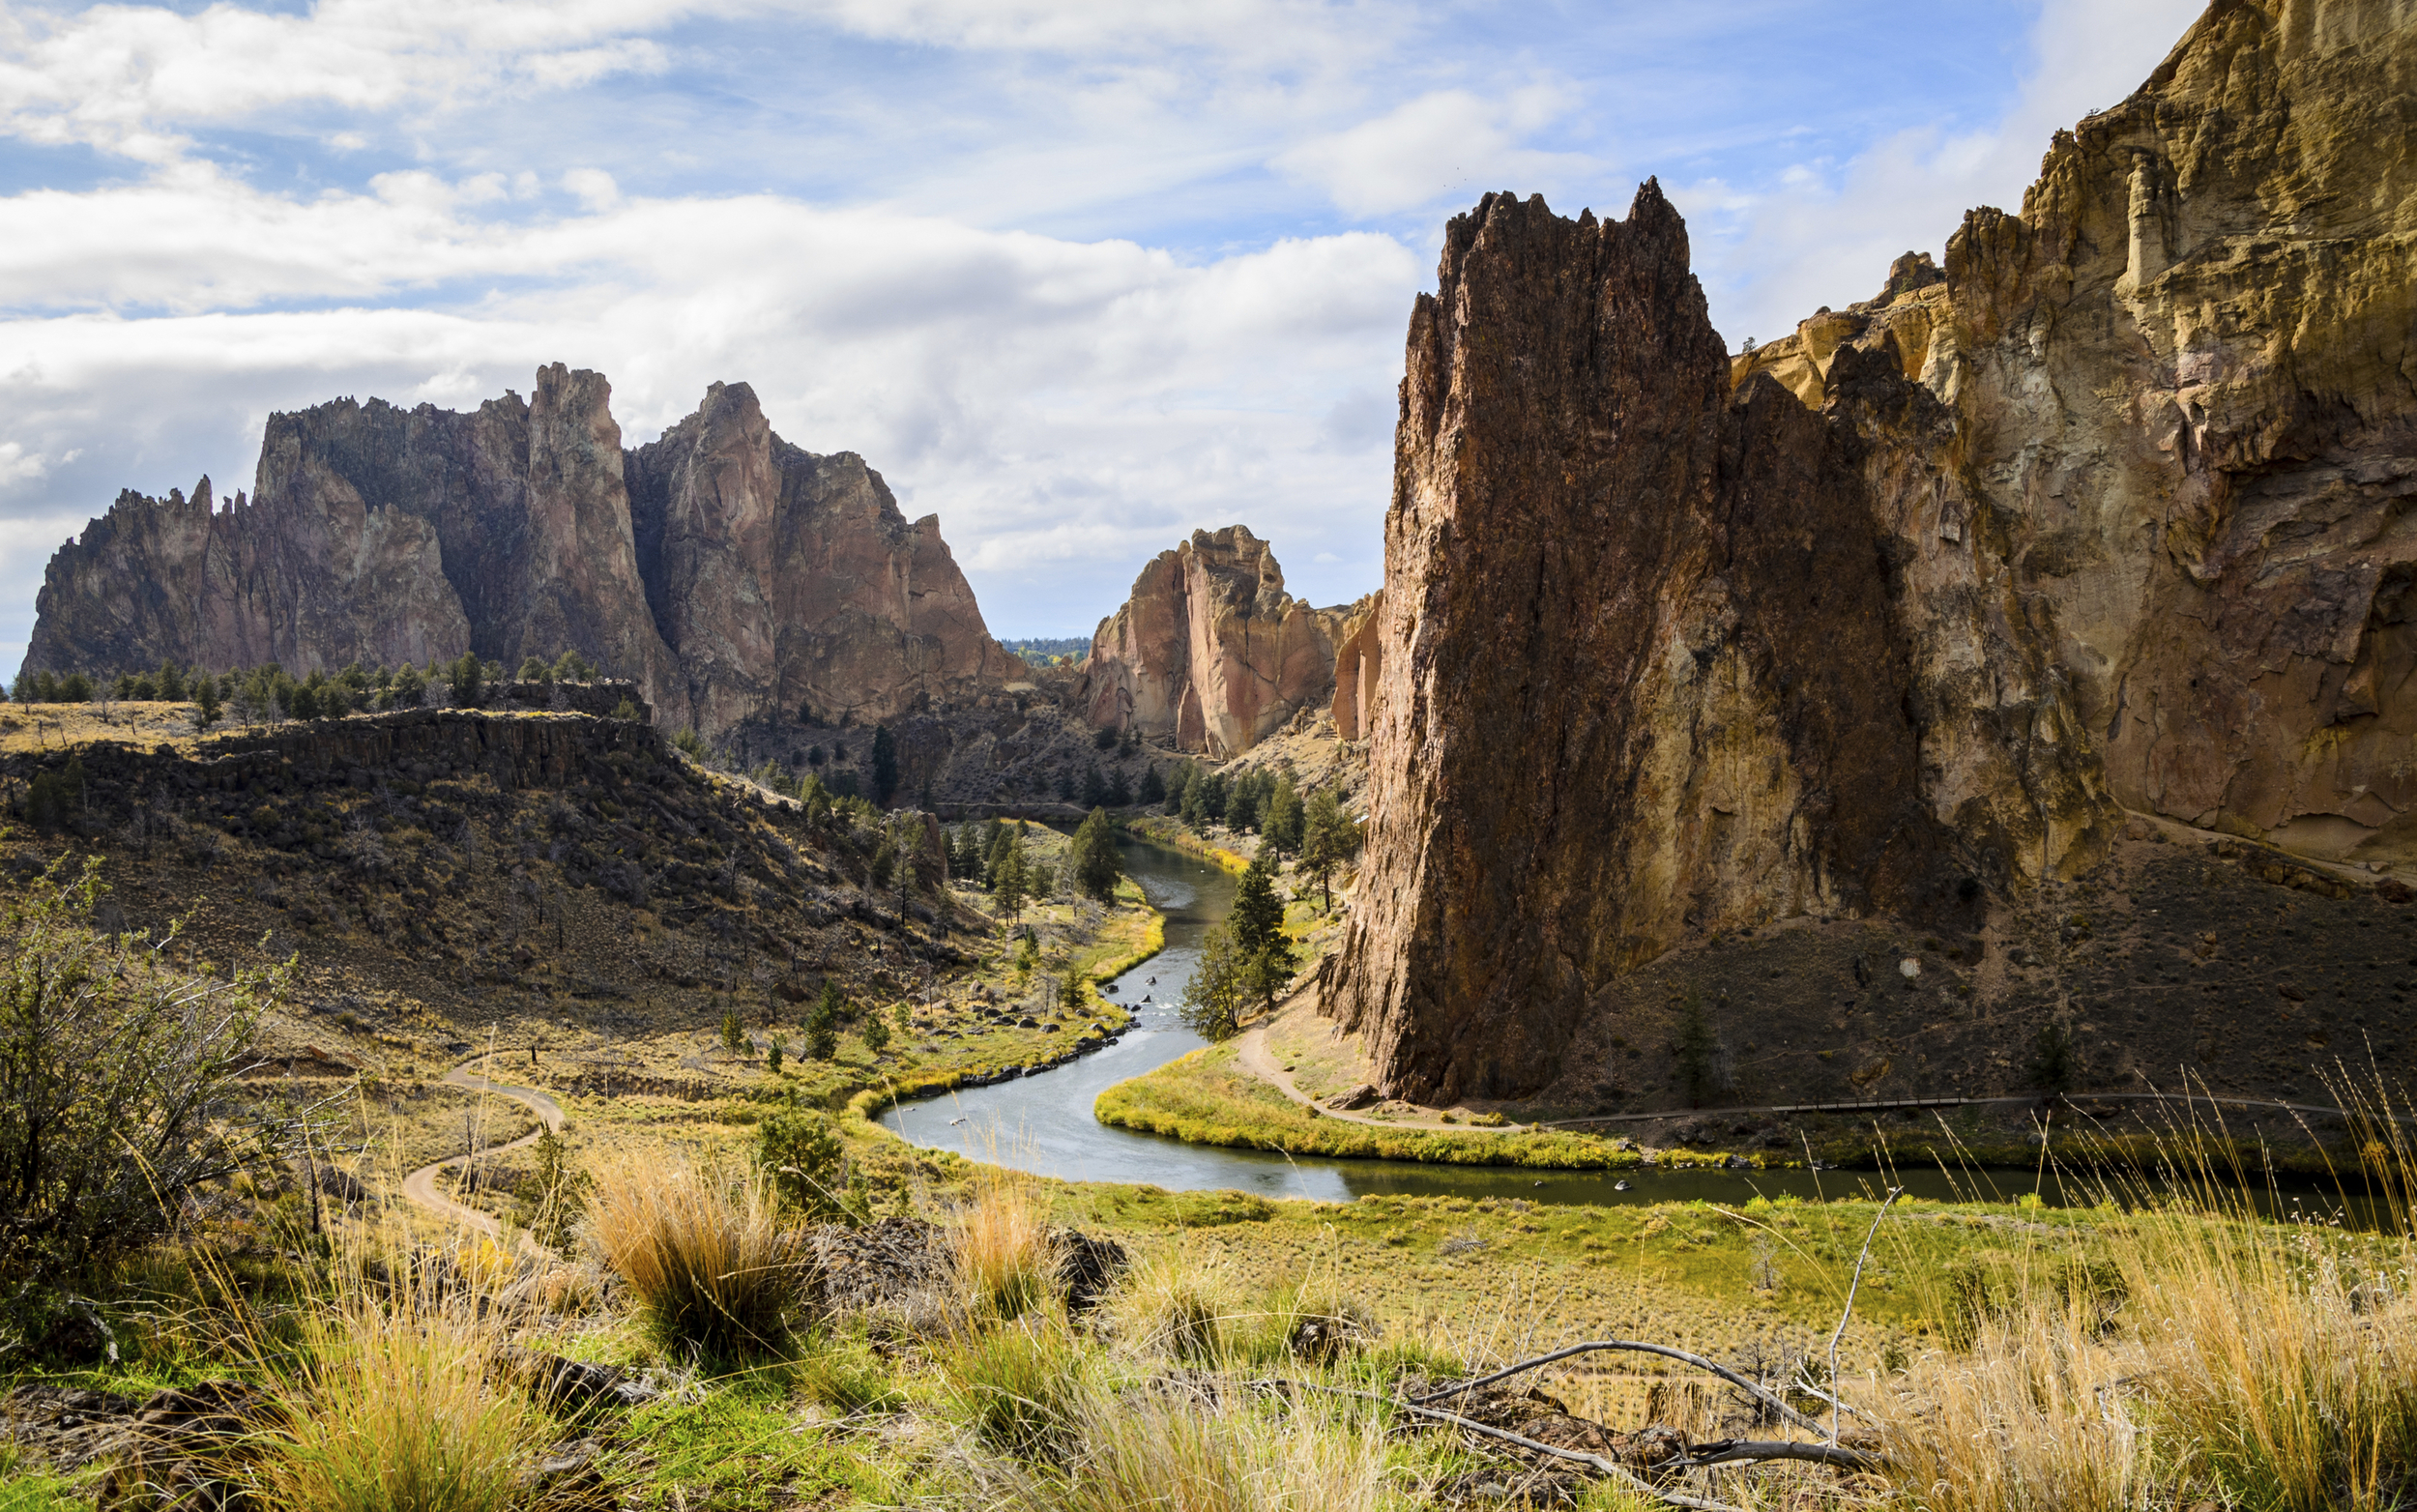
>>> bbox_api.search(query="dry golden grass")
[950,1163,1063,1323]
[257,1277,546,1512]
[1881,1102,2417,1512]
[993,1388,1390,1512]
[589,1154,803,1358]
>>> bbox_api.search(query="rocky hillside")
[1076,525,1352,756]
[21,366,1030,738]
[1326,0,2417,1102]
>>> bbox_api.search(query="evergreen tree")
[1081,764,1107,808]
[192,679,222,732]
[1199,770,1228,824]
[1300,788,1360,912]
[767,1037,784,1074]
[1179,769,1207,829]
[1264,777,1304,854]
[1228,772,1263,832]
[1177,925,1247,1041]
[1107,767,1132,807]
[1223,847,1295,1017]
[993,833,1029,922]
[806,982,843,1061]
[553,649,592,681]
[871,724,900,805]
[448,652,484,708]
[384,664,427,711]
[721,1008,747,1054]
[156,661,187,702]
[861,1011,891,1057]
[1071,807,1121,902]
[517,655,550,683]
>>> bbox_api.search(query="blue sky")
[0,0,2203,658]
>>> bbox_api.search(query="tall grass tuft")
[993,1389,1388,1512]
[1104,1246,1238,1365]
[589,1156,802,1359]
[950,1165,1062,1323]
[939,1313,1093,1460]
[1884,1081,2417,1512]
[258,1279,544,1512]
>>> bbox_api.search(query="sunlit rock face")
[1078,525,1349,756]
[1329,0,2417,1102]
[24,366,1027,736]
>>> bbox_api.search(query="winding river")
[880,831,2053,1208]
[881,831,2372,1218]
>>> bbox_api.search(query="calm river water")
[879,831,2372,1218]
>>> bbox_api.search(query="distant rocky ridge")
[21,366,1029,738]
[1076,525,1353,756]
[1327,0,2417,1101]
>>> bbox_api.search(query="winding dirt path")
[399,1062,566,1247]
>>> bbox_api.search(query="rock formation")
[23,367,1028,737]
[1328,591,1383,741]
[1327,0,2417,1101]
[1077,526,1350,755]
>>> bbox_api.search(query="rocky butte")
[20,366,1029,738]
[1325,0,2417,1102]
[1076,525,1353,756]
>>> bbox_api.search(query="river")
[879,830,2371,1218]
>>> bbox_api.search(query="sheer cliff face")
[25,366,1024,734]
[1329,0,2417,1101]
[1079,525,1346,755]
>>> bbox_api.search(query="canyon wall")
[1077,525,1349,755]
[22,366,1027,736]
[1327,0,2417,1101]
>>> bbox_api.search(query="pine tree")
[721,1008,746,1054]
[1071,806,1121,902]
[994,835,1029,922]
[861,1011,891,1057]
[1107,766,1132,806]
[806,982,843,1061]
[1229,849,1296,1016]
[1264,777,1303,854]
[1300,788,1360,912]
[767,1036,784,1073]
[1178,925,1247,1041]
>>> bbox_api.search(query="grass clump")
[939,1314,1093,1460]
[590,1156,803,1360]
[951,1166,1062,1323]
[996,1390,1388,1512]
[257,1277,546,1512]
[1102,1246,1238,1365]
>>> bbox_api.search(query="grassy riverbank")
[1094,1043,1646,1169]
[1122,813,1250,873]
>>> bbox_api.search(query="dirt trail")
[398,1062,566,1248]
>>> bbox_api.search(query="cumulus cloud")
[0,0,680,160]
[1273,85,1596,218]
[0,167,1418,638]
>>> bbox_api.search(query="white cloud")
[0,168,1417,639]
[0,443,51,486]
[563,167,621,211]
[1272,86,1596,218]
[0,0,684,160]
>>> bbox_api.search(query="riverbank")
[1123,812,1251,873]
[1094,1041,1656,1169]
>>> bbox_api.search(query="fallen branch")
[1683,1438,1881,1471]
[1412,1339,1829,1439]
[1826,1185,1903,1443]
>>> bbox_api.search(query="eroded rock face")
[24,367,1025,736]
[1329,591,1383,741]
[1078,525,1347,755]
[1329,0,2417,1101]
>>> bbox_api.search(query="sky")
[0,0,2206,661]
